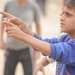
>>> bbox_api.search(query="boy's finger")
[3,21,15,27]
[9,18,21,24]
[4,18,10,21]
[0,12,14,18]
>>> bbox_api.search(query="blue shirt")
[34,33,75,75]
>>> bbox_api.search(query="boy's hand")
[0,12,34,36]
[3,21,26,42]
[33,63,45,75]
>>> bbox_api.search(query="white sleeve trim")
[47,56,55,63]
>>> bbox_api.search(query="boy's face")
[60,6,75,34]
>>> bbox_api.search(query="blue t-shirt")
[34,33,75,75]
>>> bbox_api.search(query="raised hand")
[3,20,26,42]
[0,12,34,36]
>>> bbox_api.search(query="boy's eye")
[65,12,72,17]
[60,11,72,17]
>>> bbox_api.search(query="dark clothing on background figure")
[4,48,32,75]
[3,1,40,75]
[36,0,46,16]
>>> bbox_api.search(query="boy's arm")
[0,12,50,55]
[20,32,75,65]
[33,56,49,75]
[38,56,50,66]
[3,21,51,55]
[50,41,75,66]
[5,25,75,66]
[2,12,75,66]
[33,56,55,75]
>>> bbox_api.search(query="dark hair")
[64,0,75,9]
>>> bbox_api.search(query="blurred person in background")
[0,0,41,75]
[35,0,46,16]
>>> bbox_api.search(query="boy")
[0,0,75,74]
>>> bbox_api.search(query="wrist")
[22,27,34,36]
[37,60,44,66]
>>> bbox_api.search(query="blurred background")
[0,0,63,75]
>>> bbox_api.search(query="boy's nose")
[60,14,65,21]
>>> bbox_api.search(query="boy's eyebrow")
[63,10,72,14]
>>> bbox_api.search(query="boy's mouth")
[60,23,65,27]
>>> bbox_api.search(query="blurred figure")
[0,0,41,75]
[35,0,46,16]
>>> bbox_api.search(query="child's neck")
[69,34,75,40]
